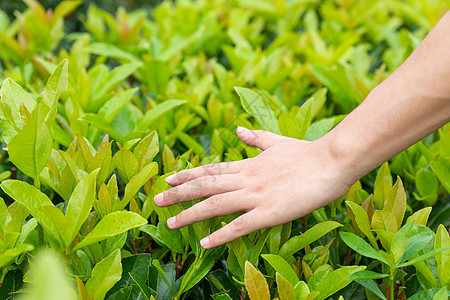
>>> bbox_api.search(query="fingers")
[154,174,242,206]
[165,161,242,186]
[236,127,290,150]
[199,210,263,249]
[167,191,250,229]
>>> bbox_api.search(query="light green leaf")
[137,99,187,130]
[85,249,122,300]
[112,148,139,184]
[98,88,138,122]
[406,207,432,226]
[261,254,299,287]
[311,266,366,300]
[133,131,159,169]
[78,113,124,144]
[346,201,378,250]
[73,211,147,251]
[65,170,98,245]
[41,205,70,247]
[0,243,34,268]
[430,161,450,193]
[383,177,406,228]
[244,261,270,300]
[1,180,60,245]
[294,281,310,300]
[435,224,450,286]
[42,59,69,109]
[0,78,36,125]
[121,162,158,208]
[276,273,296,300]
[8,102,52,186]
[304,118,334,141]
[235,87,280,134]
[279,221,342,259]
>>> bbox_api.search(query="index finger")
[165,161,243,186]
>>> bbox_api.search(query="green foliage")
[0,0,448,299]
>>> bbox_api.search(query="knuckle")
[231,218,246,233]
[205,195,220,214]
[198,176,210,189]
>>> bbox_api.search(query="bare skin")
[154,11,450,249]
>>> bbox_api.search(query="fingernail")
[236,126,248,133]
[154,193,164,205]
[200,237,210,248]
[165,174,176,184]
[167,216,176,227]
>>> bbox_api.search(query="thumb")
[236,126,290,150]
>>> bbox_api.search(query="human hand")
[154,127,355,249]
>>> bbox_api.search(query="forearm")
[323,11,450,183]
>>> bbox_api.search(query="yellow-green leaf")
[244,261,270,300]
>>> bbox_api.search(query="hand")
[154,127,355,249]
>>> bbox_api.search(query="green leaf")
[278,221,342,259]
[42,59,69,109]
[340,232,390,266]
[406,207,432,226]
[276,273,296,300]
[244,261,270,300]
[65,169,98,245]
[140,222,183,253]
[430,161,450,193]
[133,131,159,169]
[92,62,142,104]
[345,201,378,250]
[408,288,450,300]
[73,211,147,251]
[137,99,187,130]
[294,281,310,300]
[261,254,299,287]
[98,88,138,123]
[1,180,60,245]
[395,231,433,267]
[0,78,36,126]
[355,280,387,300]
[397,247,450,268]
[304,118,334,141]
[0,197,10,237]
[435,224,450,286]
[108,254,152,296]
[85,249,122,300]
[0,243,34,268]
[348,270,389,280]
[310,266,366,300]
[112,148,139,184]
[179,245,225,294]
[40,205,70,247]
[8,102,52,186]
[373,162,392,209]
[129,273,151,300]
[121,162,158,208]
[235,87,280,134]
[51,0,82,24]
[79,113,124,144]
[383,177,406,228]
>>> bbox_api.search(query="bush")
[0,0,449,299]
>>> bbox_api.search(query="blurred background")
[0,0,164,30]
